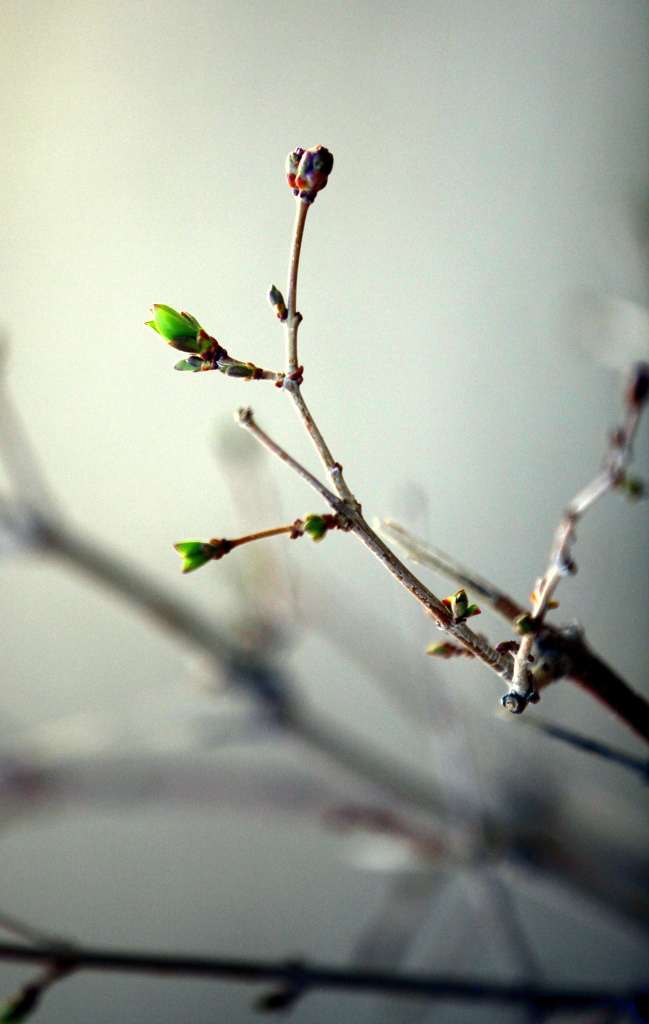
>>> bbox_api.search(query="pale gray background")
[0,1,648,1022]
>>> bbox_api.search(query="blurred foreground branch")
[0,940,646,1020]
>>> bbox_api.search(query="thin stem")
[285,198,309,375]
[237,407,342,509]
[281,197,357,502]
[286,384,357,504]
[377,518,525,625]
[228,524,299,548]
[0,940,635,1014]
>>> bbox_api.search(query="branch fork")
[159,148,649,742]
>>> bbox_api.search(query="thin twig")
[285,381,358,503]
[236,407,342,508]
[377,518,525,625]
[0,911,66,950]
[271,190,513,676]
[377,520,649,740]
[0,940,639,1015]
[226,523,300,548]
[285,198,308,376]
[281,196,357,503]
[511,366,648,704]
[0,340,463,814]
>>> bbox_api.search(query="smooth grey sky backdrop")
[0,2,648,1022]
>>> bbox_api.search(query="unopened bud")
[287,145,334,202]
[268,285,288,321]
[145,304,209,353]
[515,613,535,635]
[224,362,256,379]
[625,361,649,409]
[174,356,206,371]
[426,642,457,658]
[442,588,481,622]
[286,148,305,192]
[303,513,329,541]
[174,540,214,573]
[451,589,469,619]
[621,475,645,500]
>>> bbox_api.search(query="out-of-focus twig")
[0,940,642,1017]
[376,518,525,625]
[0,911,67,951]
[0,961,74,1023]
[517,717,649,784]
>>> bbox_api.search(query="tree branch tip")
[236,407,254,427]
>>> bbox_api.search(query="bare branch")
[510,363,649,707]
[284,198,309,376]
[280,195,357,502]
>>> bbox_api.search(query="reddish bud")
[286,146,334,202]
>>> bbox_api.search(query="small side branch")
[510,363,649,709]
[237,407,342,509]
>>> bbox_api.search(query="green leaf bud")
[450,589,469,620]
[464,603,481,618]
[426,642,456,659]
[303,514,329,541]
[174,357,206,371]
[174,540,213,573]
[147,304,205,353]
[515,613,535,635]
[622,476,645,500]
[174,541,205,557]
[224,362,255,379]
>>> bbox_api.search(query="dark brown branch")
[560,634,649,744]
[0,941,642,1016]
